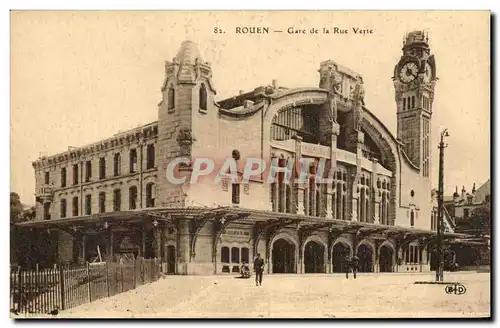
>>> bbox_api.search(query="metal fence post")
[59,266,65,310]
[132,257,136,289]
[105,261,110,297]
[120,262,124,293]
[86,262,91,303]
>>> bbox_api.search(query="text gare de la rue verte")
[229,26,374,35]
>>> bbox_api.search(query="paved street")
[50,272,490,318]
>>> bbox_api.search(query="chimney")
[472,183,476,194]
[272,79,278,89]
[461,186,466,198]
[239,90,244,95]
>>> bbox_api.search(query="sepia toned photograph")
[9,10,491,319]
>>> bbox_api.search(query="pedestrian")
[351,255,359,279]
[344,254,351,279]
[254,253,265,286]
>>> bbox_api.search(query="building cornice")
[32,122,158,169]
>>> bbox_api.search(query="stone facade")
[29,32,441,275]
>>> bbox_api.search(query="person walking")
[351,255,359,279]
[254,253,265,286]
[344,254,351,279]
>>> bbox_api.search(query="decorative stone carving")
[176,127,196,157]
[351,77,365,132]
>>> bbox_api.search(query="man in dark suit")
[344,254,351,279]
[254,253,265,286]
[351,255,359,279]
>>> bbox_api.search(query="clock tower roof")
[403,30,430,51]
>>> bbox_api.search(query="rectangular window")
[60,199,67,218]
[232,184,240,204]
[43,202,51,220]
[146,183,155,208]
[44,171,50,185]
[146,144,155,169]
[113,189,121,212]
[114,153,121,176]
[85,194,92,215]
[129,187,138,210]
[60,167,67,188]
[73,164,79,185]
[72,197,79,216]
[85,160,92,182]
[99,192,106,214]
[485,195,490,203]
[99,157,106,180]
[129,149,137,173]
[463,208,469,219]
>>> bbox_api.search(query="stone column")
[351,194,359,222]
[297,185,305,215]
[293,135,303,215]
[154,226,161,259]
[328,122,340,219]
[177,219,191,275]
[326,183,333,218]
[303,184,309,216]
[372,158,380,224]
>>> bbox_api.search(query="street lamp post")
[436,129,449,282]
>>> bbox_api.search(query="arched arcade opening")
[357,243,374,272]
[304,241,325,273]
[272,238,296,273]
[379,244,394,272]
[332,242,351,273]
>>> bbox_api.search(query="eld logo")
[445,283,467,295]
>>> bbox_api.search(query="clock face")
[399,62,418,83]
[423,62,433,83]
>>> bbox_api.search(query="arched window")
[168,86,175,111]
[199,83,207,111]
[410,210,415,227]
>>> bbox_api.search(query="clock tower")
[393,31,436,178]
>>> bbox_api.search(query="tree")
[22,206,36,221]
[469,205,490,237]
[10,192,24,225]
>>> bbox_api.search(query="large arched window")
[168,86,175,111]
[199,83,207,111]
[270,106,320,144]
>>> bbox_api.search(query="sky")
[10,11,490,205]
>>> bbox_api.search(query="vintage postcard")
[9,10,491,319]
